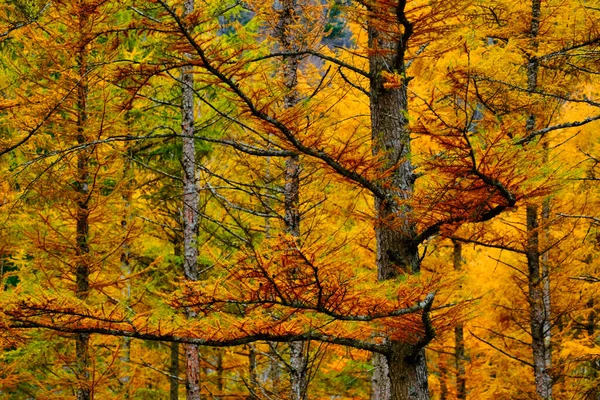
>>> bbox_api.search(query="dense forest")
[0,0,599,399]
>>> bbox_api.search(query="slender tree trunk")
[216,349,224,394]
[268,344,283,397]
[453,241,467,400]
[439,364,448,400]
[170,342,180,400]
[181,1,201,399]
[541,196,552,392]
[248,345,258,400]
[526,1,553,397]
[526,206,553,400]
[262,155,283,398]
[276,1,308,398]
[367,4,429,400]
[75,42,91,400]
[119,149,133,398]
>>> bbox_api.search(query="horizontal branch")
[10,320,388,354]
[450,236,525,254]
[538,37,600,61]
[517,114,600,145]
[195,292,436,323]
[557,213,600,224]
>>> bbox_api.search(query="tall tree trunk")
[119,148,133,398]
[268,344,283,397]
[262,153,283,398]
[181,1,201,399]
[248,345,258,400]
[367,3,429,400]
[454,241,467,400]
[170,341,180,400]
[216,349,224,394]
[276,1,309,398]
[526,1,553,398]
[75,42,91,400]
[439,365,448,400]
[526,206,553,400]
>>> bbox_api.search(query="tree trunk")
[453,241,467,400]
[526,0,553,397]
[120,148,133,398]
[526,206,553,400]
[170,342,180,400]
[367,3,429,400]
[216,349,224,394]
[439,364,448,400]
[75,43,91,400]
[276,1,309,398]
[388,345,429,400]
[248,345,258,399]
[181,1,201,399]
[268,344,283,397]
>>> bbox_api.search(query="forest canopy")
[0,0,599,399]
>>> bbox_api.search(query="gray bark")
[526,0,553,397]
[181,0,201,399]
[367,3,429,400]
[526,206,553,400]
[388,345,429,400]
[289,340,308,400]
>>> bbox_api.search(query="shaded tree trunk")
[216,349,224,394]
[454,241,467,400]
[367,3,429,400]
[439,364,448,400]
[170,342,180,400]
[75,39,91,400]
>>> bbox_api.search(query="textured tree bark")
[289,340,308,400]
[181,0,201,398]
[526,1,553,397]
[388,344,429,400]
[453,241,467,400]
[75,41,91,400]
[277,1,309,398]
[367,3,429,400]
[526,207,553,400]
